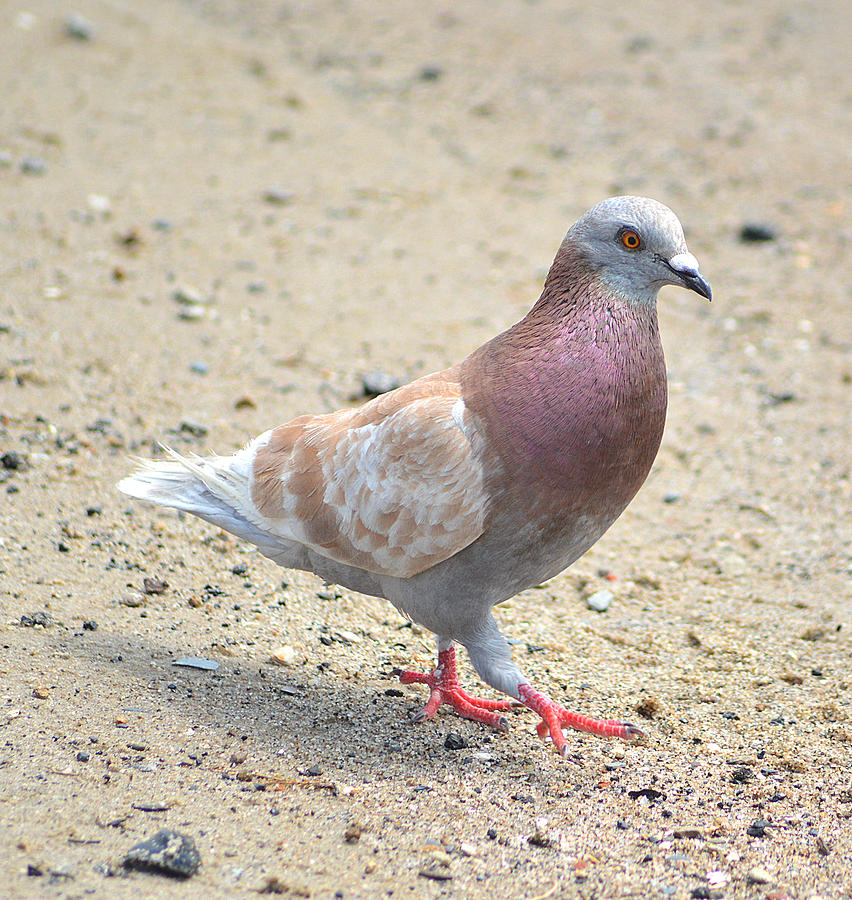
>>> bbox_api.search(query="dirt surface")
[1,1,851,898]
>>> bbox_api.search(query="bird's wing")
[249,376,490,578]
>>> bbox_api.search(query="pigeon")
[118,196,711,756]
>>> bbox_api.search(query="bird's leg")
[463,614,643,756]
[517,683,644,757]
[398,641,512,732]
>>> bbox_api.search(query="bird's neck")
[462,264,667,504]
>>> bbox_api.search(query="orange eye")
[620,229,641,250]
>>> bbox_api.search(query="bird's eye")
[619,229,642,250]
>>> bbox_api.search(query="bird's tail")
[117,446,275,549]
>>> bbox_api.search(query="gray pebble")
[123,829,200,878]
[362,371,403,397]
[263,187,294,205]
[586,588,614,613]
[21,611,52,628]
[66,13,95,40]
[189,361,209,375]
[444,732,468,751]
[173,656,219,671]
[739,222,777,243]
[20,157,47,176]
[662,491,681,504]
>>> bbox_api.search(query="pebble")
[586,588,614,612]
[739,222,777,242]
[21,611,52,628]
[444,732,468,751]
[179,419,208,439]
[66,13,95,40]
[747,866,772,884]
[76,751,90,762]
[87,193,110,214]
[173,657,219,671]
[142,577,169,595]
[2,451,25,470]
[362,371,403,397]
[20,156,47,175]
[269,645,297,666]
[123,829,200,878]
[190,361,209,375]
[263,186,294,205]
[747,818,772,837]
[33,687,50,700]
[177,304,205,321]
[662,491,681,503]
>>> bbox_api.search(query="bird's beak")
[667,252,712,301]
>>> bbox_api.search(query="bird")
[118,196,711,757]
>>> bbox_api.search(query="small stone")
[234,395,256,410]
[189,361,209,375]
[172,286,205,306]
[33,687,50,700]
[87,193,110,214]
[672,827,702,839]
[344,823,361,843]
[179,420,208,439]
[731,766,753,783]
[132,801,171,812]
[739,223,777,243]
[123,829,200,878]
[362,371,403,397]
[21,611,52,628]
[66,13,95,40]
[586,588,614,612]
[747,866,772,884]
[120,592,146,608]
[662,491,681,503]
[21,156,47,175]
[82,620,98,631]
[269,646,297,666]
[231,562,249,576]
[178,305,205,321]
[1,451,24,470]
[419,867,452,881]
[86,505,102,516]
[27,864,42,877]
[142,577,168,595]
[458,842,477,857]
[304,764,322,777]
[747,818,772,837]
[76,750,90,762]
[444,732,468,751]
[419,65,443,81]
[173,657,219,671]
[263,187,294,206]
[635,695,659,719]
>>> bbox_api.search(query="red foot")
[518,683,644,756]
[399,647,512,732]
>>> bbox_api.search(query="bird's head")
[565,196,712,304]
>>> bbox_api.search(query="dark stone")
[231,563,249,576]
[731,766,752,784]
[419,65,443,81]
[76,751,90,762]
[739,222,777,242]
[1,451,24,470]
[362,371,403,397]
[21,611,52,628]
[444,732,468,751]
[123,830,200,878]
[82,620,98,631]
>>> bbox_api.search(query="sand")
[1,1,850,897]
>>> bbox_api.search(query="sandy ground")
[1,1,851,897]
